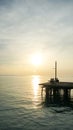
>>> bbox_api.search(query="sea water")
[0,75,73,130]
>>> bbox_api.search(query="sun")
[31,53,42,66]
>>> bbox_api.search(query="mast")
[55,61,57,80]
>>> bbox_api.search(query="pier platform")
[39,62,73,107]
[39,81,73,108]
[39,81,73,89]
[39,81,73,98]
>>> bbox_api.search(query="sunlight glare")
[32,76,40,96]
[31,53,42,66]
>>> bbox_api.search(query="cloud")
[0,0,73,71]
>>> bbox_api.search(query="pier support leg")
[41,87,43,96]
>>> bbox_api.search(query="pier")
[40,81,73,97]
[39,62,73,106]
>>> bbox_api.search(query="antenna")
[55,61,57,80]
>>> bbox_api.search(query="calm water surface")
[0,75,73,130]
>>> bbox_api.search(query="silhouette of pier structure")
[39,62,73,104]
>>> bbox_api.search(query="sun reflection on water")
[32,75,40,108]
[32,75,40,96]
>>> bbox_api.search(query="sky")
[0,0,73,77]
